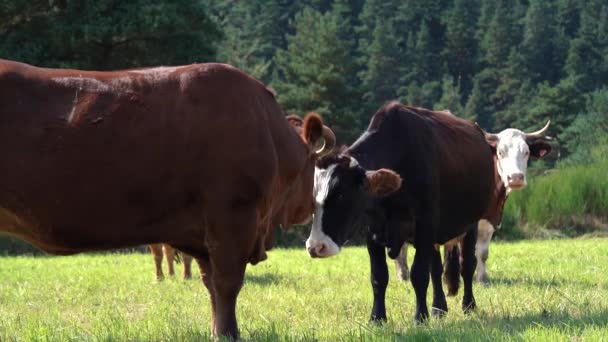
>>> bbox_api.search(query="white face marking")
[306,164,340,257]
[494,129,530,190]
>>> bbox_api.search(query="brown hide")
[0,59,330,338]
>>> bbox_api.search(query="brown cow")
[149,244,193,280]
[0,59,335,339]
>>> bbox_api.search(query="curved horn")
[525,120,551,140]
[476,122,499,143]
[318,125,336,154]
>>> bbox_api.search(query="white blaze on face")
[494,129,531,191]
[305,164,340,258]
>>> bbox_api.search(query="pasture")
[0,238,606,341]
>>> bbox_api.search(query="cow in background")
[149,244,193,280]
[395,122,552,286]
[0,59,335,339]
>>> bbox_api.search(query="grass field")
[0,238,607,341]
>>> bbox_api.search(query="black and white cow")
[305,102,497,323]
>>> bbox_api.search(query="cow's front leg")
[367,232,389,323]
[410,235,432,323]
[461,223,478,313]
[430,248,448,317]
[206,205,257,340]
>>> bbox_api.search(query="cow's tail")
[444,245,460,296]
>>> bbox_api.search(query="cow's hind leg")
[461,224,478,313]
[149,244,164,281]
[394,243,409,281]
[475,220,494,284]
[430,248,448,317]
[367,233,389,323]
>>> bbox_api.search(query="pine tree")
[0,0,221,69]
[434,75,465,117]
[273,7,360,143]
[443,0,479,97]
[521,0,560,83]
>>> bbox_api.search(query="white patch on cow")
[349,157,359,168]
[494,129,530,190]
[306,164,340,257]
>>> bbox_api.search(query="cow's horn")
[525,120,551,139]
[315,126,336,155]
[477,122,499,142]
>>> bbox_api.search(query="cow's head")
[282,113,335,228]
[484,121,552,191]
[306,153,402,258]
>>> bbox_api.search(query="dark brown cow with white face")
[394,122,552,285]
[0,59,334,339]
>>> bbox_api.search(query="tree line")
[1,0,607,164]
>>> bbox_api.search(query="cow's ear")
[529,140,552,159]
[485,135,498,154]
[364,169,402,197]
[302,112,324,150]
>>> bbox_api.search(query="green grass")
[502,159,608,238]
[1,239,607,341]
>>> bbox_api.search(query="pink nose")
[307,243,327,258]
[507,173,525,187]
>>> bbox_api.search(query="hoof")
[369,316,387,325]
[462,299,477,314]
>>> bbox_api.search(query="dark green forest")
[1,0,607,249]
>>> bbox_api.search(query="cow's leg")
[461,223,478,313]
[206,207,257,340]
[410,237,433,323]
[149,244,164,281]
[475,219,494,284]
[196,257,217,331]
[394,243,409,281]
[182,253,193,280]
[430,247,448,317]
[443,244,461,296]
[163,244,176,276]
[367,233,389,322]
